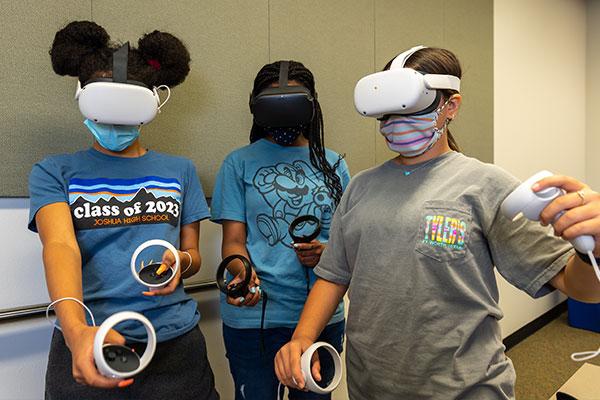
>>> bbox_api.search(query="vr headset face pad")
[251,85,314,128]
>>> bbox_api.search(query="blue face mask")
[83,119,140,152]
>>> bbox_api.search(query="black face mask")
[266,125,304,146]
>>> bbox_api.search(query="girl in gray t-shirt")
[275,46,600,400]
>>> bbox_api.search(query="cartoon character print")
[252,160,334,248]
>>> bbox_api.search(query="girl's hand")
[275,336,319,391]
[293,240,325,268]
[226,268,262,307]
[533,175,600,256]
[142,249,185,297]
[64,325,133,389]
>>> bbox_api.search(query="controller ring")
[216,254,253,298]
[94,311,156,379]
[289,215,321,243]
[130,239,180,289]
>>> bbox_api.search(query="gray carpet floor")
[506,312,600,399]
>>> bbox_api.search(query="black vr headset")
[249,61,315,128]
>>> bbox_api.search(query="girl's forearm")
[292,278,348,342]
[43,241,87,345]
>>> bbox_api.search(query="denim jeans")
[222,320,345,400]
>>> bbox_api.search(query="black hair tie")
[289,215,321,244]
[216,254,252,299]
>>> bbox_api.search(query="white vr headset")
[74,42,170,126]
[354,45,460,119]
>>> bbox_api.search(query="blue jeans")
[222,320,345,400]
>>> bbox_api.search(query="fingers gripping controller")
[500,170,599,281]
[131,239,180,290]
[216,254,253,299]
[289,215,321,244]
[278,341,343,399]
[300,342,343,394]
[94,311,156,379]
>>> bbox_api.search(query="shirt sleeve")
[485,168,574,298]
[180,160,210,226]
[210,154,246,224]
[336,157,351,191]
[314,182,353,285]
[28,158,68,232]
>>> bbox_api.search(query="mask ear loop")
[46,297,96,331]
[412,97,451,157]
[435,97,455,133]
[155,85,171,112]
[431,98,452,136]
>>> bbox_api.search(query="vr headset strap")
[279,61,289,88]
[390,45,426,69]
[112,42,129,84]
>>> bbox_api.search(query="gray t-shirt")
[314,152,574,400]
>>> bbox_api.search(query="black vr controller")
[289,215,321,244]
[216,254,253,299]
[249,61,315,128]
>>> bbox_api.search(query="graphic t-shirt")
[28,148,210,342]
[211,139,350,329]
[315,151,574,400]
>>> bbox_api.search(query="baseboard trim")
[503,300,568,351]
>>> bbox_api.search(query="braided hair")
[50,20,190,88]
[249,61,344,206]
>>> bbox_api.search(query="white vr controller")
[130,239,180,291]
[299,342,343,395]
[500,170,595,253]
[500,170,600,281]
[93,311,157,379]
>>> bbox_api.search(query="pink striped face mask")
[379,99,450,157]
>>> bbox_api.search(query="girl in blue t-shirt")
[29,21,218,399]
[211,61,350,400]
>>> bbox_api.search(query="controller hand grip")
[130,239,180,290]
[500,170,595,253]
[93,311,156,379]
[299,342,342,395]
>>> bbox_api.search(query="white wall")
[587,0,600,191]
[494,0,588,336]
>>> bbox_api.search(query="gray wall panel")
[270,0,376,175]
[92,0,269,196]
[1,1,92,197]
[1,0,492,195]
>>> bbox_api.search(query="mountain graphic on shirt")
[70,187,176,210]
[68,177,182,230]
[68,176,182,205]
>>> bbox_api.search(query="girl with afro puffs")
[29,21,219,399]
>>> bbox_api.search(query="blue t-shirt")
[211,139,350,329]
[28,148,210,342]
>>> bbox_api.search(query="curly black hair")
[50,20,190,87]
[249,60,344,207]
